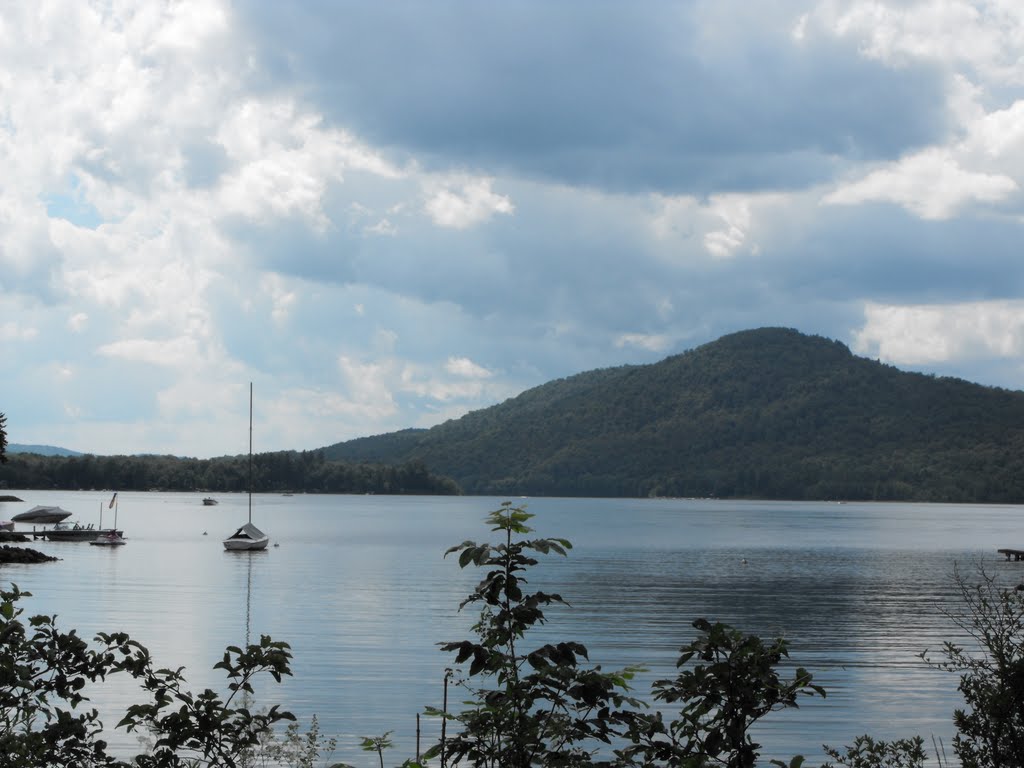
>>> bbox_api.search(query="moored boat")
[224,383,270,552]
[223,521,269,551]
[12,505,73,524]
[90,530,127,546]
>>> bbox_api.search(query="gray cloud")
[235,1,948,194]
[4,0,1023,457]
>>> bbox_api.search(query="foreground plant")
[262,715,343,768]
[922,564,1024,768]
[616,618,825,768]
[0,583,295,767]
[112,632,295,767]
[820,734,926,768]
[0,584,121,767]
[429,501,643,768]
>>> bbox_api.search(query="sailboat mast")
[248,382,253,525]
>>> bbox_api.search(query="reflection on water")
[0,491,1016,765]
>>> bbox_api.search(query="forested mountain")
[323,327,1024,502]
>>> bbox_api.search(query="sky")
[3,0,1024,459]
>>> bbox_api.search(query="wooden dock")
[998,548,1024,561]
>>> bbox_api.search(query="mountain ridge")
[8,444,83,457]
[322,327,1024,501]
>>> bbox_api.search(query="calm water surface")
[2,492,1019,766]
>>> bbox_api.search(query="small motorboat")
[90,530,127,546]
[202,497,219,506]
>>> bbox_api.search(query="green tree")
[262,715,342,768]
[820,734,926,768]
[617,619,825,768]
[429,504,832,768]
[0,583,295,767]
[923,565,1024,768]
[430,501,642,768]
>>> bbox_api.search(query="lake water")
[1,491,1019,766]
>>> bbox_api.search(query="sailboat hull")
[223,521,268,551]
[223,537,269,551]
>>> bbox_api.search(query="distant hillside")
[323,327,1024,502]
[0,450,459,495]
[9,444,82,457]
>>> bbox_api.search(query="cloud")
[824,148,1018,219]
[614,334,674,353]
[854,300,1024,365]
[651,191,792,262]
[235,1,947,195]
[808,2,1024,221]
[445,357,494,379]
[216,100,402,230]
[261,274,297,325]
[6,0,1024,457]
[336,351,512,431]
[703,195,760,259]
[0,322,38,342]
[337,356,400,418]
[819,0,1024,83]
[67,313,89,332]
[424,176,514,229]
[99,337,203,367]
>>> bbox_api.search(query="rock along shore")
[0,542,58,564]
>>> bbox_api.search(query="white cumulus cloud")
[853,300,1024,364]
[614,333,673,353]
[824,148,1017,219]
[445,356,494,379]
[424,176,514,229]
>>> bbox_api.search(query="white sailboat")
[224,383,269,552]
